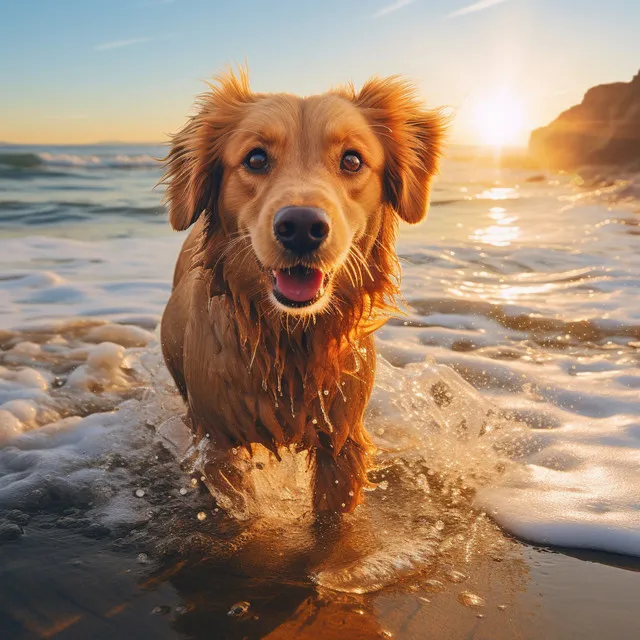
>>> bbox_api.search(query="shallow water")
[1,145,639,638]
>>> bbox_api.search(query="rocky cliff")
[529,70,640,171]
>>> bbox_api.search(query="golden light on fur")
[160,69,446,514]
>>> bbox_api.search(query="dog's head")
[163,70,445,317]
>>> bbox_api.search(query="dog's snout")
[273,206,330,255]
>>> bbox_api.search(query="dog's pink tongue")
[274,268,324,302]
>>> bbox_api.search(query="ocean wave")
[39,152,159,169]
[0,152,43,169]
[0,151,159,171]
[0,200,166,225]
[405,297,640,343]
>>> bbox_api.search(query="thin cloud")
[372,0,415,19]
[45,115,89,120]
[448,0,511,19]
[94,37,153,52]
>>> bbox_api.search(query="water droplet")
[135,489,145,498]
[200,476,206,482]
[312,418,318,425]
[341,503,346,508]
[458,591,485,608]
[423,579,445,592]
[179,487,187,495]
[377,480,389,491]
[348,490,354,497]
[137,553,149,564]
[497,604,507,611]
[435,520,445,531]
[317,390,334,432]
[190,478,199,487]
[197,511,207,521]
[151,605,172,616]
[231,448,238,455]
[446,570,467,583]
[323,389,329,396]
[227,601,250,617]
[205,433,210,438]
[334,479,339,484]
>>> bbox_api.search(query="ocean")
[1,144,639,638]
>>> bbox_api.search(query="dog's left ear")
[355,77,447,224]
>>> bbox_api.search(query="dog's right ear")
[162,69,253,231]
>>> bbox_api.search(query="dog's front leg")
[312,435,372,514]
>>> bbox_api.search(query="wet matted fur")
[160,69,445,513]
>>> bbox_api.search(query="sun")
[472,90,528,148]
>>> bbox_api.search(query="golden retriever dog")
[160,69,444,514]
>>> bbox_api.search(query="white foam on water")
[37,152,159,169]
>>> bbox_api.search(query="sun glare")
[473,90,528,148]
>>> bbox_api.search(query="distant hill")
[0,141,163,147]
[529,70,640,171]
[94,140,164,146]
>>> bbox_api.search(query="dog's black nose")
[273,206,330,255]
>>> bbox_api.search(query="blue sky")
[1,0,638,144]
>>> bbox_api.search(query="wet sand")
[1,507,639,640]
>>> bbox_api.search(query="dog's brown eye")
[244,148,269,172]
[341,151,362,173]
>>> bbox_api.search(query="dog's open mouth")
[272,265,329,308]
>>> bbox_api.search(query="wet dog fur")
[160,69,445,513]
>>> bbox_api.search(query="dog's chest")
[185,293,374,450]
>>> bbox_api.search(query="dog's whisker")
[351,245,375,283]
[347,249,364,287]
[210,233,252,273]
[342,254,357,289]
[344,251,359,286]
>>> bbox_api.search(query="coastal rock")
[530,70,640,170]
